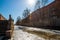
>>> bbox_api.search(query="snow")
[11,25,60,40]
[21,26,60,34]
[13,30,45,40]
[11,26,45,40]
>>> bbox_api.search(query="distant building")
[0,14,14,39]
[29,0,60,26]
[20,0,60,30]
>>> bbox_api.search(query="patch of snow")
[12,26,45,40]
[12,30,45,40]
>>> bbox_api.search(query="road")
[11,25,60,40]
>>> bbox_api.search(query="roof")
[0,14,6,20]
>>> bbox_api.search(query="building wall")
[29,0,60,26]
[0,17,5,20]
[0,14,14,39]
[20,0,60,28]
[0,14,6,20]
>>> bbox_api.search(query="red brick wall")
[21,0,60,27]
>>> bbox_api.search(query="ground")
[11,25,60,40]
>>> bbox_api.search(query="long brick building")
[20,0,60,30]
[30,0,60,25]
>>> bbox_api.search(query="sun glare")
[27,0,36,7]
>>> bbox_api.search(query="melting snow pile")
[11,26,45,40]
[13,30,45,40]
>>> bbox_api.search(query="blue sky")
[0,0,54,23]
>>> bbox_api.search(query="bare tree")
[34,0,48,26]
[41,0,48,7]
[23,8,30,19]
[16,16,21,25]
[35,0,48,10]
[22,8,30,25]
[35,0,41,10]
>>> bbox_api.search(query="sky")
[0,0,54,23]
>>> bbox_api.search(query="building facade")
[30,0,60,26]
[0,14,14,39]
[20,0,60,30]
